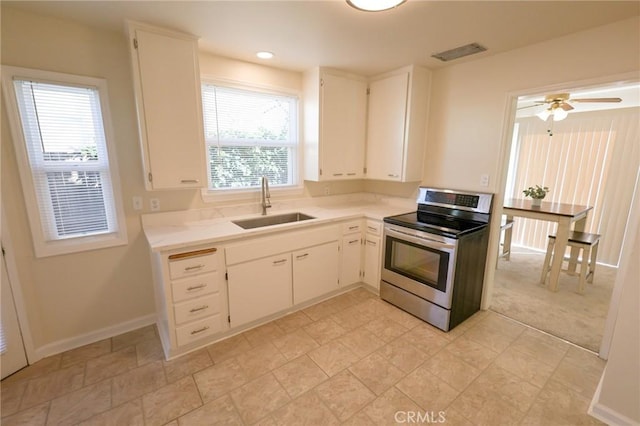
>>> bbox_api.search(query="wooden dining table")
[503,198,593,292]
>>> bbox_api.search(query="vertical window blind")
[12,79,119,241]
[0,324,6,355]
[508,108,639,266]
[201,83,298,190]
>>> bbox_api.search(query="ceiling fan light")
[346,0,406,12]
[553,108,568,121]
[536,109,552,121]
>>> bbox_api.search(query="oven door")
[382,225,457,309]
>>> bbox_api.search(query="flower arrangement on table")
[522,185,549,206]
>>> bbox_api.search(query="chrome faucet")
[261,176,271,215]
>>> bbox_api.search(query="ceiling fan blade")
[560,102,574,111]
[570,97,622,103]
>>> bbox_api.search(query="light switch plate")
[480,174,490,187]
[133,196,143,211]
[150,198,160,212]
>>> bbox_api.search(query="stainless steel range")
[381,187,493,331]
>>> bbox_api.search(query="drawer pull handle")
[189,305,209,313]
[388,174,399,178]
[168,248,217,260]
[368,226,377,231]
[367,240,377,246]
[187,284,207,291]
[348,239,360,244]
[273,259,287,265]
[296,253,309,260]
[347,173,356,176]
[184,264,204,271]
[348,225,359,230]
[180,179,199,184]
[333,173,343,176]
[190,326,210,335]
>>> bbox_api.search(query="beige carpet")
[491,247,616,352]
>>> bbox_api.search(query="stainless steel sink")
[232,212,315,229]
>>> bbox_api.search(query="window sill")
[33,232,128,258]
[200,185,305,204]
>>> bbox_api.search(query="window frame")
[2,66,128,257]
[199,77,303,202]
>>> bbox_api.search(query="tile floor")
[1,287,606,425]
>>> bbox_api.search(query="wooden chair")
[540,231,601,294]
[497,217,514,262]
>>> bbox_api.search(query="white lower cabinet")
[340,219,363,287]
[227,254,293,328]
[293,241,340,304]
[225,224,341,329]
[152,247,228,359]
[363,235,382,290]
[341,235,362,286]
[150,219,385,360]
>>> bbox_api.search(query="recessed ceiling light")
[256,51,274,59]
[346,0,406,12]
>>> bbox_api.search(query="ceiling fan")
[520,92,622,121]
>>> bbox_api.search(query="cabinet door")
[227,254,292,328]
[293,242,340,305]
[363,235,382,290]
[320,73,367,179]
[131,27,206,190]
[366,72,409,181]
[340,235,362,287]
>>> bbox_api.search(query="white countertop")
[141,196,415,253]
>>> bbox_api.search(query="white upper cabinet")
[127,22,206,190]
[304,68,367,181]
[366,65,431,182]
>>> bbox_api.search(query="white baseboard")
[589,372,640,426]
[590,402,639,426]
[33,314,156,361]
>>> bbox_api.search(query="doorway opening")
[491,80,639,353]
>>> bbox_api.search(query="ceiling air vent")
[431,43,487,62]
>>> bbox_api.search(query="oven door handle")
[385,227,456,250]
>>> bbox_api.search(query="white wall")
[425,16,640,193]
[1,7,155,352]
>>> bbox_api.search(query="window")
[201,82,299,191]
[2,66,127,257]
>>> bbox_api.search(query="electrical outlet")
[480,174,490,187]
[324,185,330,196]
[133,196,143,211]
[150,198,160,212]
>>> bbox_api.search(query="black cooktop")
[384,211,488,238]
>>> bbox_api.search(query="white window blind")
[13,80,117,240]
[3,66,127,257]
[201,83,298,190]
[509,108,639,266]
[0,324,6,354]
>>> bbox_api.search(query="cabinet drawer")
[342,221,362,235]
[168,249,218,279]
[171,272,220,303]
[365,221,382,236]
[174,294,220,325]
[175,315,223,347]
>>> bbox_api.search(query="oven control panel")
[417,187,492,214]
